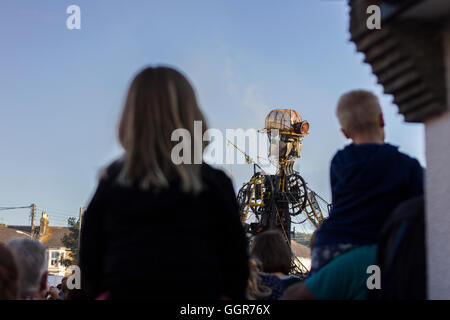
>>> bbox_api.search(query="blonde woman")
[246,258,278,300]
[79,66,249,300]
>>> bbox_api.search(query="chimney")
[39,212,49,236]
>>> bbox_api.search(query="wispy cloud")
[224,58,271,127]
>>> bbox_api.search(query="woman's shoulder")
[258,272,284,300]
[280,274,303,289]
[258,272,283,285]
[98,158,124,183]
[96,161,234,195]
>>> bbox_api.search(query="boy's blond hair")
[336,90,382,135]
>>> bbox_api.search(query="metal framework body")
[235,108,330,275]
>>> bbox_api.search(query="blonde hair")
[246,258,272,300]
[336,90,382,135]
[117,66,208,194]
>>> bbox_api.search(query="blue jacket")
[315,143,423,246]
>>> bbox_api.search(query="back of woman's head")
[117,66,208,194]
[250,230,292,275]
[0,243,19,300]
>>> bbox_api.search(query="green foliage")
[60,217,80,267]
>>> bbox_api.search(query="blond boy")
[311,90,423,273]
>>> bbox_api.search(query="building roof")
[0,225,70,249]
[0,226,31,243]
[6,225,32,234]
[348,0,450,123]
[290,240,311,258]
[40,227,71,249]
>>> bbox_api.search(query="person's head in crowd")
[7,238,48,300]
[59,277,68,300]
[117,66,209,194]
[336,89,385,144]
[47,286,61,300]
[246,258,272,300]
[0,243,19,300]
[251,230,292,276]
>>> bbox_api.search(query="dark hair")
[250,230,292,275]
[0,243,19,300]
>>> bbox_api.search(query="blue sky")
[0,0,425,227]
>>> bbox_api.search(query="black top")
[79,161,249,300]
[369,196,426,300]
[316,143,423,246]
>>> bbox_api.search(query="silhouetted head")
[336,89,385,144]
[7,238,48,299]
[0,243,19,300]
[118,66,208,194]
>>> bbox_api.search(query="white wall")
[47,248,68,277]
[426,23,450,299]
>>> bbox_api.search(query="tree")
[60,217,80,267]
